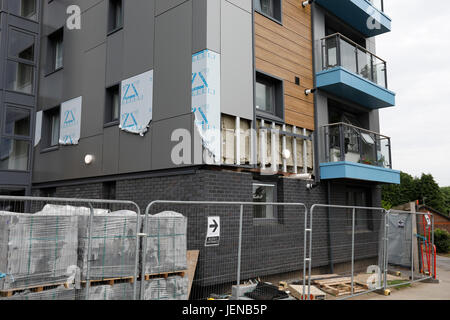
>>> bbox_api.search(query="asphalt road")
[353,256,450,300]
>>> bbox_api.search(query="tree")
[382,172,418,208]
[441,186,450,215]
[417,174,446,213]
[382,172,446,213]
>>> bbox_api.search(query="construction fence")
[0,196,436,300]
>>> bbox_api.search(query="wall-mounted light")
[84,154,95,165]
[302,0,315,8]
[305,88,317,96]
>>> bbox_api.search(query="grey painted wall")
[33,0,255,184]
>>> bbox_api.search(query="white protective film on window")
[34,110,42,146]
[59,96,82,145]
[119,70,153,136]
[192,50,221,164]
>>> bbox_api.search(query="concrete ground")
[352,256,450,300]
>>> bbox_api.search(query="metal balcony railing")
[321,122,392,169]
[321,33,388,89]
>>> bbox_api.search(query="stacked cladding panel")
[0,207,188,300]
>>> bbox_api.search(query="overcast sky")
[376,0,450,187]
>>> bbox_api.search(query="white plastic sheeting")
[34,111,42,147]
[59,96,82,145]
[192,50,221,164]
[119,70,154,136]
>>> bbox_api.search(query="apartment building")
[0,0,40,196]
[0,0,400,292]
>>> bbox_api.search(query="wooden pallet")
[0,282,70,298]
[313,277,368,297]
[143,270,187,281]
[80,276,135,287]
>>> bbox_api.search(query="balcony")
[316,33,395,109]
[319,123,400,184]
[315,0,391,37]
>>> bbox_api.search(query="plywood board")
[186,250,199,299]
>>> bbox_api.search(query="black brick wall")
[33,169,382,287]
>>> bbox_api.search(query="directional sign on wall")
[205,216,220,247]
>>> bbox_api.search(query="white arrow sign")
[205,216,220,247]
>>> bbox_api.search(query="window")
[8,0,37,21]
[48,28,64,72]
[255,72,283,120]
[8,29,35,62]
[254,0,281,23]
[44,107,60,148]
[105,85,120,124]
[102,181,116,200]
[253,182,277,220]
[108,0,123,33]
[4,107,31,137]
[5,60,34,94]
[346,188,373,230]
[0,138,30,171]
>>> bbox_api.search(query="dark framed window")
[5,60,34,94]
[108,0,123,33]
[4,106,31,137]
[8,29,35,62]
[102,181,116,200]
[255,71,284,120]
[254,0,282,23]
[346,187,373,230]
[43,107,61,148]
[105,85,120,124]
[253,182,277,220]
[0,105,32,172]
[7,0,38,21]
[47,28,64,72]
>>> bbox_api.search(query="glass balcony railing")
[367,0,385,12]
[321,33,388,89]
[321,122,392,169]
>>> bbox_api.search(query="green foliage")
[417,174,446,213]
[382,172,419,208]
[441,187,450,215]
[382,172,447,213]
[434,229,450,254]
[381,200,392,210]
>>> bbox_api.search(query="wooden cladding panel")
[254,0,314,130]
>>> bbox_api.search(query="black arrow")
[209,219,218,233]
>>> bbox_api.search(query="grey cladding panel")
[105,29,124,87]
[155,0,189,16]
[220,0,253,120]
[153,1,192,121]
[151,114,194,171]
[81,43,106,138]
[118,131,152,174]
[122,0,155,78]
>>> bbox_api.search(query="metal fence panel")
[141,201,307,300]
[0,196,141,301]
[384,210,436,290]
[307,205,387,300]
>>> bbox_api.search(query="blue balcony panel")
[315,0,391,37]
[316,67,395,109]
[320,161,401,184]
